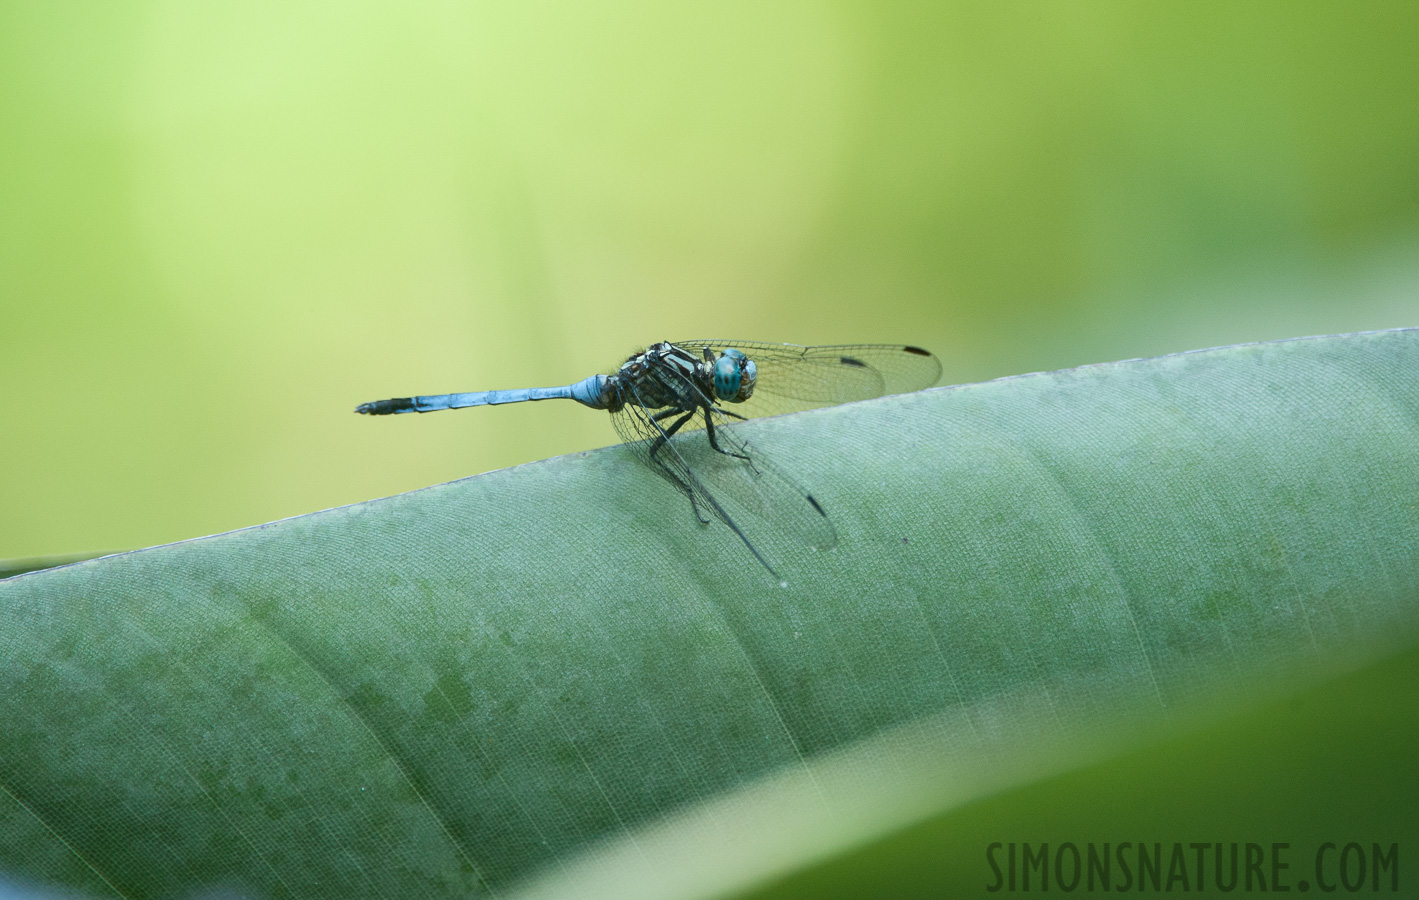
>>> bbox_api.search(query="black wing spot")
[903,346,932,356]
[806,494,827,516]
[839,356,869,368]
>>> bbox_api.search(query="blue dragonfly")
[357,341,941,581]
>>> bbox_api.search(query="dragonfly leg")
[701,406,755,469]
[648,408,694,452]
[648,408,712,524]
[656,426,784,581]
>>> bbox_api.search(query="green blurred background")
[3,1,1418,559]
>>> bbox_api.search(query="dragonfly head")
[712,348,757,403]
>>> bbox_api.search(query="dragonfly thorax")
[616,341,757,410]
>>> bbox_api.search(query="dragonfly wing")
[670,341,942,417]
[611,382,789,576]
[687,399,838,551]
[608,382,703,506]
[611,368,837,559]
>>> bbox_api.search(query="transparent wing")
[609,366,836,575]
[670,340,942,419]
[608,376,707,509]
[685,399,838,552]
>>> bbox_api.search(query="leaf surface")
[3,330,1418,899]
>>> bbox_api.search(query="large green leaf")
[3,329,1417,899]
[746,639,1419,898]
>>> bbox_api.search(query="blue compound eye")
[713,354,741,400]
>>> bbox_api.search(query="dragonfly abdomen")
[355,397,419,415]
[355,375,612,415]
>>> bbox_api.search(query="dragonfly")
[356,341,942,582]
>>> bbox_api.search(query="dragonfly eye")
[713,354,741,401]
[712,350,756,402]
